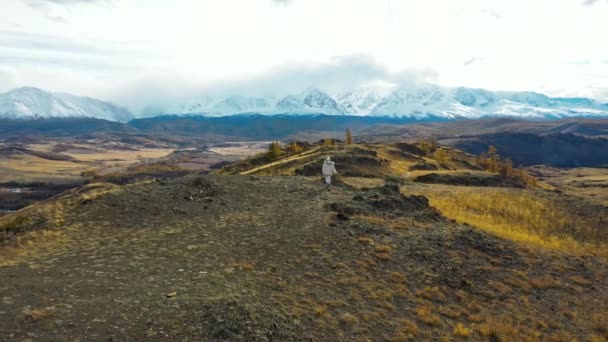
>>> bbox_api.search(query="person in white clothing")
[322,156,338,187]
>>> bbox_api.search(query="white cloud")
[0,69,17,93]
[106,55,438,115]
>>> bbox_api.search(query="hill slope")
[0,175,606,341]
[219,142,483,180]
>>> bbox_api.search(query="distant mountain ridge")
[0,87,133,122]
[2,85,608,121]
[167,85,608,120]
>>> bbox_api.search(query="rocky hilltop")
[1,170,607,341]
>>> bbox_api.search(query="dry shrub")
[0,229,68,267]
[589,334,607,342]
[388,271,406,283]
[505,276,532,291]
[438,306,461,319]
[358,237,374,245]
[416,286,446,302]
[415,306,440,326]
[529,276,561,290]
[453,323,471,337]
[374,245,392,253]
[590,313,608,335]
[375,253,392,261]
[489,281,512,296]
[314,305,328,317]
[569,275,592,287]
[477,319,520,341]
[389,319,419,341]
[467,314,485,323]
[19,306,54,323]
[339,313,359,326]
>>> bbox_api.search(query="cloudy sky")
[1,0,607,112]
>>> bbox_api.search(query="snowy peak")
[3,85,608,122]
[368,85,478,119]
[168,95,276,116]
[453,87,499,108]
[211,96,275,115]
[170,85,608,119]
[275,88,346,115]
[337,84,396,115]
[169,96,215,114]
[0,87,133,122]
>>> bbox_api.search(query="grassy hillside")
[1,140,607,341]
[409,185,608,256]
[218,141,481,178]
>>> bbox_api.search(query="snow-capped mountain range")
[2,85,608,122]
[0,87,133,122]
[166,84,608,120]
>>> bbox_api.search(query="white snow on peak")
[3,84,608,122]
[210,96,275,115]
[274,88,347,115]
[0,87,133,122]
[168,96,216,115]
[168,84,608,119]
[337,82,397,115]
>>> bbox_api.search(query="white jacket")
[322,160,337,176]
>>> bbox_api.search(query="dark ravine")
[453,132,608,167]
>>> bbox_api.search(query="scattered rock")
[327,184,441,222]
[192,299,301,341]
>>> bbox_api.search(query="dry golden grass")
[207,144,269,156]
[590,313,608,336]
[0,144,175,183]
[358,237,374,245]
[389,318,420,341]
[0,182,119,266]
[340,177,385,189]
[374,245,392,253]
[0,229,69,266]
[488,280,512,296]
[412,185,608,256]
[356,215,432,231]
[314,305,329,317]
[569,275,592,287]
[476,319,521,340]
[505,276,532,292]
[452,323,472,337]
[528,276,561,290]
[373,146,419,175]
[416,286,446,302]
[415,306,440,326]
[0,155,85,178]
[64,148,174,162]
[19,306,55,322]
[338,313,359,326]
[533,167,608,206]
[231,262,255,270]
[375,252,391,261]
[438,305,461,319]
[388,271,406,284]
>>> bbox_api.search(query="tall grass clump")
[417,187,607,256]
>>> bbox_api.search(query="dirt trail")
[1,175,607,341]
[239,147,322,175]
